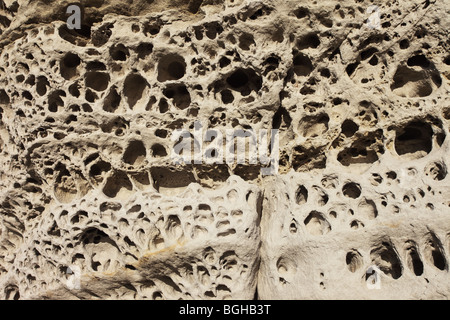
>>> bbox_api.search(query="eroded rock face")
[0,0,449,299]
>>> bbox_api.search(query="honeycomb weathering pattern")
[0,0,449,299]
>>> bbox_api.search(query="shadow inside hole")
[157,54,186,82]
[395,121,432,158]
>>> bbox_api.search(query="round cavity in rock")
[394,121,432,158]
[293,53,313,77]
[109,44,129,61]
[60,53,81,80]
[342,182,361,199]
[407,54,430,68]
[226,69,249,88]
[425,161,447,181]
[221,89,234,104]
[85,72,110,91]
[399,39,409,49]
[341,119,359,137]
[346,250,363,273]
[303,211,331,235]
[157,54,186,82]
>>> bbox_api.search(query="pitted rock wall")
[0,0,449,299]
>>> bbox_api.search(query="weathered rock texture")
[0,0,449,299]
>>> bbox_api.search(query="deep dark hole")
[177,85,189,96]
[295,185,308,204]
[409,249,424,276]
[333,97,342,105]
[63,53,81,68]
[84,153,99,165]
[346,62,359,76]
[163,89,175,99]
[432,74,442,87]
[68,84,80,98]
[81,228,109,245]
[341,119,359,137]
[329,47,340,60]
[221,89,234,104]
[226,69,249,88]
[75,24,92,38]
[150,167,195,190]
[90,161,111,177]
[123,140,146,164]
[369,55,378,66]
[265,56,280,66]
[319,114,330,124]
[25,75,35,86]
[85,89,97,102]
[168,61,185,79]
[375,243,403,279]
[345,252,353,266]
[432,249,446,270]
[125,264,137,270]
[155,129,168,138]
[22,91,32,100]
[294,7,309,19]
[250,8,263,20]
[433,162,446,180]
[272,106,291,129]
[86,61,106,71]
[91,261,101,271]
[82,104,93,112]
[188,0,203,14]
[386,171,397,179]
[397,127,422,141]
[299,34,320,49]
[407,55,430,68]
[159,99,168,113]
[219,56,231,68]
[399,39,409,49]
[444,56,450,65]
[415,28,427,39]
[48,103,58,112]
[149,26,160,35]
[111,49,127,61]
[0,89,10,104]
[293,53,313,76]
[90,165,100,176]
[342,182,361,199]
[360,47,378,60]
[320,68,331,78]
[152,144,167,157]
[293,54,308,66]
[137,43,153,59]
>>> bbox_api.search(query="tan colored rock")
[0,0,449,299]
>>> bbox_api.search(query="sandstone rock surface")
[0,0,449,299]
